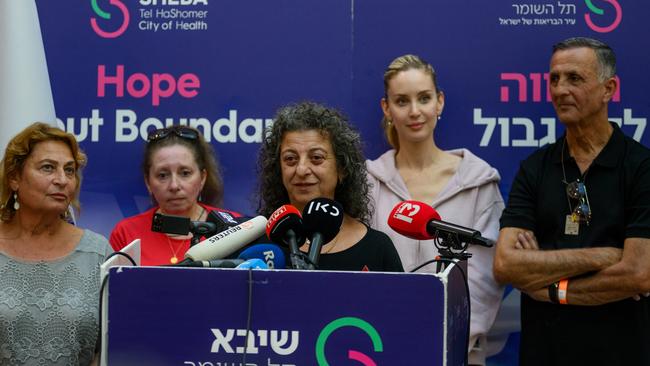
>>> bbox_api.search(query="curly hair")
[382,54,442,151]
[143,125,223,206]
[256,101,372,224]
[0,122,87,222]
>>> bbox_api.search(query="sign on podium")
[101,264,468,365]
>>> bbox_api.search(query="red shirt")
[109,204,241,266]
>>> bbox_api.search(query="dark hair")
[382,54,442,151]
[552,37,616,81]
[1,122,87,222]
[143,125,223,206]
[256,101,372,224]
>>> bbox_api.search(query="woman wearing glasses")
[365,54,504,365]
[109,125,240,266]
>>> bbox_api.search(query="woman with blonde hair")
[366,55,504,365]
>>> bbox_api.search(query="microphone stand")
[290,252,312,270]
[284,230,311,270]
[432,231,472,273]
[188,221,218,247]
[432,233,472,366]
[408,230,472,366]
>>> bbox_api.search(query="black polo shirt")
[501,122,650,366]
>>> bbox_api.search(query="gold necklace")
[166,236,186,264]
[322,235,340,254]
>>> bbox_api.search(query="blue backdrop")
[35,0,644,363]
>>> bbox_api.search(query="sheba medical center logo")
[584,0,622,33]
[91,0,211,36]
[315,317,383,366]
[90,0,130,38]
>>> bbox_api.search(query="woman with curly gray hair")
[257,101,403,272]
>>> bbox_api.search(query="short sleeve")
[109,221,128,251]
[377,231,404,272]
[626,156,650,239]
[500,160,538,231]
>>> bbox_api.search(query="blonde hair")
[0,122,87,222]
[382,54,441,151]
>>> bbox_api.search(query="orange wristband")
[558,279,569,304]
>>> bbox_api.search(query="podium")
[101,265,468,365]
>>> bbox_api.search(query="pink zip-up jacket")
[367,148,505,365]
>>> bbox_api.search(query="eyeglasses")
[565,179,591,225]
[147,126,199,143]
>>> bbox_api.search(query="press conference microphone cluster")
[388,200,494,248]
[174,215,268,266]
[266,198,343,270]
[180,258,270,269]
[175,244,286,268]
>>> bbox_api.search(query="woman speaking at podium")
[0,123,112,365]
[366,55,504,365]
[109,125,240,266]
[256,101,403,272]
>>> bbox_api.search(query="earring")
[386,118,393,126]
[437,115,442,121]
[62,206,76,224]
[13,192,19,211]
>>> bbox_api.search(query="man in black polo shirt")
[494,37,650,365]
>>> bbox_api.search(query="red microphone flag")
[266,204,302,238]
[388,200,441,240]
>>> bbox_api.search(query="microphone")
[266,205,309,269]
[206,210,241,233]
[235,258,269,269]
[152,212,190,235]
[179,216,268,264]
[302,198,344,269]
[151,212,217,246]
[388,200,494,247]
[173,259,245,268]
[238,244,286,269]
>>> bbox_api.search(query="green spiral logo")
[315,317,383,366]
[90,0,130,38]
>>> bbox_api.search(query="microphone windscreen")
[266,205,305,246]
[206,210,240,233]
[236,258,268,269]
[388,200,441,240]
[302,198,344,244]
[238,243,286,269]
[185,216,268,261]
